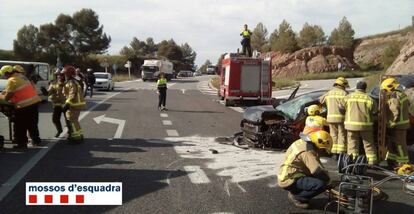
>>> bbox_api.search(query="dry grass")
[113,74,139,82]
[210,76,220,89]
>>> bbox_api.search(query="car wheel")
[106,85,110,91]
[111,84,115,91]
[143,79,146,82]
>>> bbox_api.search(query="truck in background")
[0,60,50,101]
[218,53,272,106]
[141,59,174,81]
[206,65,218,75]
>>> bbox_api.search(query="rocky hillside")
[354,27,412,70]
[265,46,358,78]
[387,31,414,75]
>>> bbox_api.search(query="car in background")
[177,70,193,77]
[241,89,328,149]
[93,72,115,91]
[193,71,202,77]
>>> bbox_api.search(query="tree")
[157,39,183,61]
[13,24,42,61]
[270,20,298,53]
[329,16,355,48]
[298,23,326,48]
[72,9,111,56]
[198,59,212,74]
[145,37,157,57]
[181,43,196,68]
[251,22,268,52]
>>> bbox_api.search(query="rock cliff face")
[387,32,414,75]
[354,33,410,69]
[265,46,358,78]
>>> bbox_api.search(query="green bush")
[113,74,138,82]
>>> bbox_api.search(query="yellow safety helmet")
[13,65,26,74]
[334,77,349,88]
[307,104,321,116]
[397,164,414,175]
[308,130,332,152]
[0,65,13,76]
[381,77,400,92]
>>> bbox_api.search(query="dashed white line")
[160,113,168,118]
[229,107,244,113]
[166,129,179,137]
[162,120,173,126]
[183,165,211,184]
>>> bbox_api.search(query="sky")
[1,0,413,66]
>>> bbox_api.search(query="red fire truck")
[218,53,272,106]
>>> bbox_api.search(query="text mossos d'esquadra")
[28,183,121,194]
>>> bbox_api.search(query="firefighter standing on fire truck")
[62,65,86,142]
[278,130,332,209]
[0,65,42,149]
[341,81,378,165]
[303,104,328,135]
[381,78,411,168]
[319,77,349,159]
[240,24,252,57]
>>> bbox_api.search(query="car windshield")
[95,73,109,79]
[275,91,326,120]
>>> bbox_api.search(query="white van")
[0,60,50,101]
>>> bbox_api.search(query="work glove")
[62,103,70,112]
[40,87,49,96]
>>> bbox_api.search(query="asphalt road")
[0,76,413,214]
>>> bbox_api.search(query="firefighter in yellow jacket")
[62,65,86,142]
[381,78,411,167]
[47,69,66,138]
[303,104,328,135]
[0,65,42,149]
[319,77,349,159]
[342,81,378,165]
[278,130,332,209]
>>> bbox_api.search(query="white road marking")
[181,89,186,94]
[224,180,231,197]
[183,165,211,184]
[160,113,168,118]
[162,120,173,126]
[0,89,128,202]
[166,136,284,183]
[229,107,244,113]
[166,129,179,137]
[93,115,126,139]
[236,182,247,193]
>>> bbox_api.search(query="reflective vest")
[278,139,325,188]
[303,115,328,134]
[5,73,41,109]
[49,81,65,107]
[387,90,410,129]
[157,78,167,89]
[320,87,348,123]
[344,90,375,131]
[64,79,86,109]
[241,30,251,38]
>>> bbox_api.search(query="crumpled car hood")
[243,105,284,123]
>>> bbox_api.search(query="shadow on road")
[0,138,188,214]
[167,109,224,114]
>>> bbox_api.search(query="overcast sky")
[1,0,413,66]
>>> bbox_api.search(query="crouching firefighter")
[278,130,332,209]
[62,65,86,143]
[303,104,328,135]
